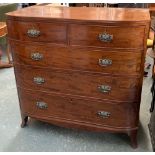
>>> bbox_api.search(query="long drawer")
[69,24,145,49]
[11,42,142,75]
[7,20,67,44]
[18,88,138,128]
[15,64,140,102]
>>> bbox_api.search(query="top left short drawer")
[7,20,67,44]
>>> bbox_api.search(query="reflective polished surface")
[7,6,150,22]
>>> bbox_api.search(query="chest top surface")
[6,6,150,23]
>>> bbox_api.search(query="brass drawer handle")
[33,77,45,85]
[98,33,113,42]
[98,85,111,93]
[31,52,43,61]
[99,59,112,67]
[27,29,40,38]
[36,101,48,109]
[97,111,111,118]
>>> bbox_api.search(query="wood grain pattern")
[6,7,150,23]
[14,64,140,102]
[0,22,7,36]
[7,20,67,44]
[18,88,139,128]
[69,24,145,49]
[29,115,138,133]
[6,6,150,148]
[10,41,142,76]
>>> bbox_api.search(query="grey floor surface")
[0,55,153,152]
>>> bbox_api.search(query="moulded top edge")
[6,6,151,22]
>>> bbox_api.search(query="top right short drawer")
[69,24,145,49]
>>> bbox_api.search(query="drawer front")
[11,42,142,75]
[18,88,138,128]
[15,65,140,102]
[69,24,145,49]
[7,20,67,44]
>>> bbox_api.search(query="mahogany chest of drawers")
[6,6,150,148]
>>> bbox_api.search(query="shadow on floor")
[2,118,150,152]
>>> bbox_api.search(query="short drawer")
[11,42,142,76]
[18,88,138,128]
[15,65,140,102]
[7,20,67,44]
[69,24,145,49]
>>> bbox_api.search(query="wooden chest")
[6,6,150,148]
